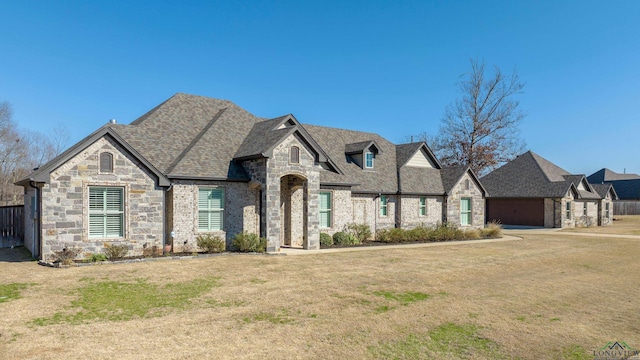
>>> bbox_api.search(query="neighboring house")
[588,168,640,215]
[482,151,613,228]
[17,93,486,260]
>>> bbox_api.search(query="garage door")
[486,198,544,226]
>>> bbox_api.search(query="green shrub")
[343,223,372,242]
[52,245,82,265]
[103,244,129,260]
[196,234,226,253]
[406,226,431,241]
[481,221,502,238]
[232,232,267,253]
[430,222,464,241]
[320,232,333,247]
[333,231,360,245]
[462,229,480,240]
[89,253,107,262]
[376,228,407,243]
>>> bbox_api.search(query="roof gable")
[17,125,169,186]
[396,142,441,169]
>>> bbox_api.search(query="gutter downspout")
[28,181,40,260]
[374,193,381,239]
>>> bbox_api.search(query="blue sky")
[1,0,639,176]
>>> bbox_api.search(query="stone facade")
[398,195,444,229]
[445,172,485,229]
[574,200,599,227]
[39,137,164,261]
[599,195,614,226]
[165,180,259,252]
[262,134,321,251]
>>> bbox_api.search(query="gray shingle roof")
[482,151,578,198]
[304,125,398,193]
[587,168,640,183]
[112,93,262,179]
[590,183,619,200]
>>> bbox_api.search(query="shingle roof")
[587,168,640,183]
[304,124,398,193]
[481,151,577,198]
[606,179,640,200]
[591,183,619,200]
[112,93,262,179]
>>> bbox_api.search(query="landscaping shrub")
[406,226,431,241]
[462,229,480,240]
[320,232,333,247]
[481,221,502,238]
[430,222,464,241]
[88,253,107,262]
[196,234,226,253]
[52,246,82,265]
[232,232,267,253]
[333,231,360,245]
[103,244,129,260]
[343,223,372,242]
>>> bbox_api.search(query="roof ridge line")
[165,107,228,174]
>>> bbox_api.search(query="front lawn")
[1,231,638,359]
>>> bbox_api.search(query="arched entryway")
[280,174,308,248]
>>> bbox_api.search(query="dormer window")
[100,152,113,173]
[290,146,300,164]
[365,151,374,169]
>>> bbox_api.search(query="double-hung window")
[419,197,426,216]
[198,188,224,231]
[365,151,374,169]
[605,203,610,218]
[319,192,332,228]
[380,195,388,217]
[89,187,124,238]
[460,198,472,226]
[565,202,572,219]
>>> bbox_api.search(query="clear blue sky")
[1,0,639,176]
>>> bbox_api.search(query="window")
[419,197,426,216]
[198,188,224,231]
[89,187,124,238]
[290,146,299,164]
[100,152,113,173]
[365,151,374,168]
[460,198,472,226]
[605,203,610,218]
[465,179,470,190]
[583,203,588,216]
[380,195,388,216]
[565,202,572,219]
[319,192,332,228]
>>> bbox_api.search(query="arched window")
[100,152,113,173]
[465,179,470,190]
[290,146,300,163]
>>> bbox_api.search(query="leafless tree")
[431,58,526,175]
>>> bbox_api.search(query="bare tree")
[0,100,67,205]
[433,58,526,175]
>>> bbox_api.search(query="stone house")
[482,151,615,228]
[17,93,486,260]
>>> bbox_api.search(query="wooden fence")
[613,200,640,216]
[0,205,24,248]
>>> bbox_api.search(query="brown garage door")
[486,198,544,226]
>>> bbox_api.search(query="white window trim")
[198,187,225,232]
[365,151,374,169]
[88,186,125,238]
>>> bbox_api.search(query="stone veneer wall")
[398,195,444,229]
[349,193,397,235]
[574,200,599,227]
[264,135,320,252]
[39,137,164,261]
[558,194,576,228]
[599,198,614,226]
[445,172,484,229]
[166,180,259,252]
[318,186,352,236]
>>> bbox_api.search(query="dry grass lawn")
[1,227,639,359]
[561,215,640,235]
